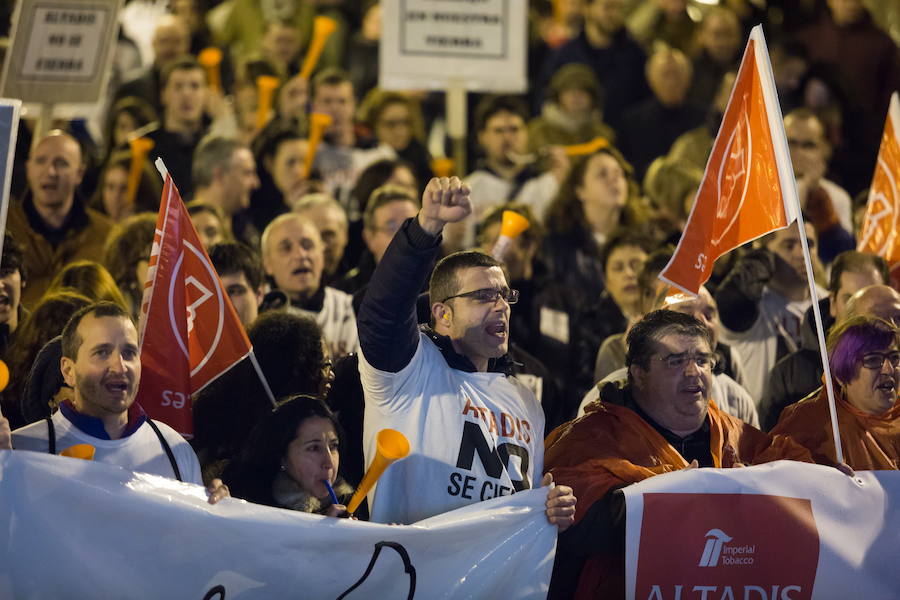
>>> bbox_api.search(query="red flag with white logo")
[137,160,252,436]
[659,26,799,295]
[857,92,900,286]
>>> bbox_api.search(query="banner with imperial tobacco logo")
[623,461,900,599]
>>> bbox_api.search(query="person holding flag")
[11,302,229,504]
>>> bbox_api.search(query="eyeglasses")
[442,287,519,305]
[656,352,717,370]
[860,351,900,370]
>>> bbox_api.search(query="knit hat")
[549,63,604,106]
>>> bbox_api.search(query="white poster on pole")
[380,0,527,93]
[0,0,122,104]
[0,100,21,259]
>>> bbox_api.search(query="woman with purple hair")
[772,316,900,469]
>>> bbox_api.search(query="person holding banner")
[356,176,576,527]
[11,302,229,503]
[772,313,900,470]
[544,310,811,599]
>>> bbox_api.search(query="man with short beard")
[11,303,228,502]
[8,131,113,308]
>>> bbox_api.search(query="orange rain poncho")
[772,387,900,470]
[544,398,812,599]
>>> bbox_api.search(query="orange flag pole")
[303,112,332,179]
[346,429,410,516]
[255,75,281,131]
[198,47,223,94]
[127,137,154,211]
[299,16,338,81]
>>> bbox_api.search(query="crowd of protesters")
[1,0,900,597]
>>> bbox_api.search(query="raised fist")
[417,177,472,235]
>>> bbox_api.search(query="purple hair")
[827,316,900,385]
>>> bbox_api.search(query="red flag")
[857,92,900,286]
[660,26,799,295]
[137,160,252,436]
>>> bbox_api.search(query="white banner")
[623,461,900,600]
[0,451,555,599]
[380,0,527,93]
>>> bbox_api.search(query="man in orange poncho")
[544,310,812,599]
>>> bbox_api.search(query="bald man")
[114,15,190,113]
[844,284,900,324]
[7,131,113,308]
[619,47,705,177]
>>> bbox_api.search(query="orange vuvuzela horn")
[255,75,281,131]
[491,210,531,261]
[127,137,155,210]
[346,429,410,516]
[60,444,96,460]
[303,112,333,179]
[299,16,338,81]
[198,47,223,93]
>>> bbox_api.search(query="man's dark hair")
[210,241,264,291]
[1,230,25,281]
[160,55,204,89]
[362,184,419,230]
[193,137,245,189]
[637,247,675,298]
[254,123,307,164]
[311,67,352,100]
[429,251,505,312]
[61,301,133,360]
[827,250,889,293]
[625,310,713,371]
[474,95,529,132]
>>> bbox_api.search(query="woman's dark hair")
[191,311,328,478]
[90,150,162,217]
[103,96,158,157]
[223,394,342,507]
[543,147,636,236]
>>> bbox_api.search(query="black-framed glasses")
[442,287,519,305]
[860,351,900,370]
[656,351,717,370]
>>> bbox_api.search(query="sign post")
[380,0,527,173]
[0,0,122,131]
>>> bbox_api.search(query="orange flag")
[857,92,900,285]
[136,159,252,436]
[660,26,799,295]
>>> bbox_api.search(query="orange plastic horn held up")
[346,429,410,516]
[198,47,223,93]
[299,16,338,81]
[303,112,333,179]
[60,444,96,460]
[430,157,454,177]
[0,359,9,394]
[255,75,281,131]
[563,136,610,157]
[127,137,155,210]
[491,210,531,261]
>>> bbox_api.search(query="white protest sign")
[1,0,122,104]
[380,0,527,93]
[623,461,900,600]
[0,451,556,599]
